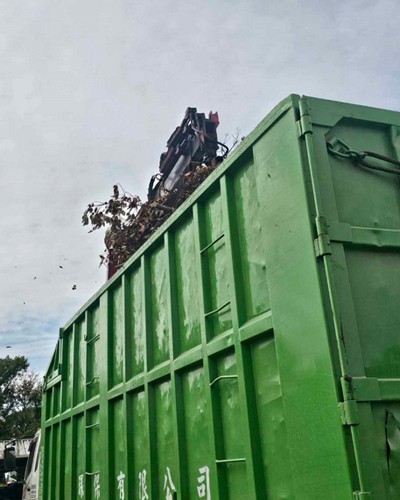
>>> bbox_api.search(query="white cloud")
[0,0,399,371]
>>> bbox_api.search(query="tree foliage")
[0,356,42,439]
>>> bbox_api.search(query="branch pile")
[82,163,219,271]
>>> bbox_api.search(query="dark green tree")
[0,356,42,439]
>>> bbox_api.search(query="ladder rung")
[204,300,230,318]
[216,458,246,464]
[210,375,238,387]
[85,423,100,430]
[200,233,225,254]
[86,376,100,386]
[84,334,100,345]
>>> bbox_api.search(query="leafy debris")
[82,162,219,271]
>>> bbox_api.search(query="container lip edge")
[302,94,400,127]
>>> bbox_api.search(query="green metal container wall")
[42,95,400,499]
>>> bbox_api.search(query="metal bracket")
[314,234,331,257]
[314,215,331,257]
[340,376,355,401]
[204,300,231,318]
[314,216,331,256]
[338,400,359,426]
[297,98,313,137]
[297,115,313,137]
[340,375,400,402]
[200,233,225,254]
[353,491,371,498]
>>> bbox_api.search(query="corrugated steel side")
[41,95,400,499]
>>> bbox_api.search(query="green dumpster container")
[42,95,400,499]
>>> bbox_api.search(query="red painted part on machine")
[209,111,219,127]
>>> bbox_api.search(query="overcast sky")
[0,0,399,373]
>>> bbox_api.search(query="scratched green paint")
[174,217,201,352]
[50,424,60,500]
[371,403,400,498]
[345,248,400,378]
[154,380,177,498]
[86,408,100,500]
[45,387,52,421]
[203,190,232,337]
[45,426,53,499]
[87,305,100,398]
[326,121,400,230]
[216,352,247,499]
[182,366,211,499]
[233,157,270,321]
[42,96,400,499]
[149,245,170,366]
[75,320,85,404]
[62,329,73,411]
[111,284,124,386]
[129,390,149,499]
[52,383,60,416]
[42,427,51,499]
[110,397,126,500]
[128,267,144,376]
[62,419,72,499]
[251,335,294,499]
[72,415,85,500]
